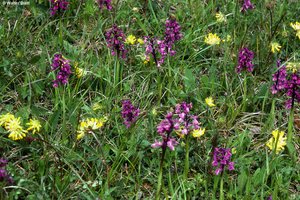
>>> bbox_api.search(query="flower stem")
[287,108,294,144]
[183,135,190,179]
[220,174,224,200]
[155,148,166,200]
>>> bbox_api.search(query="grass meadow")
[0,0,300,199]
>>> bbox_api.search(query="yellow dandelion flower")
[192,128,205,138]
[215,12,226,23]
[26,118,42,134]
[205,97,216,107]
[204,33,221,45]
[266,130,287,154]
[125,35,136,45]
[137,38,144,45]
[0,113,15,127]
[270,42,282,53]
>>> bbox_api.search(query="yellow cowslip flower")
[0,113,15,127]
[76,117,106,140]
[192,128,205,138]
[290,22,300,39]
[125,35,136,45]
[205,97,216,107]
[137,38,144,45]
[204,33,221,45]
[270,42,282,53]
[26,118,41,134]
[266,130,287,154]
[286,62,300,73]
[215,12,226,23]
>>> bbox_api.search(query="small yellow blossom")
[204,33,221,45]
[5,117,27,140]
[281,30,288,37]
[205,97,216,107]
[266,130,287,154]
[75,67,85,78]
[137,38,144,45]
[222,35,232,42]
[270,42,282,53]
[73,62,86,78]
[76,117,106,140]
[8,129,27,140]
[286,62,300,73]
[0,113,15,127]
[290,22,300,39]
[132,7,139,12]
[231,148,236,154]
[92,103,103,111]
[290,22,300,31]
[125,35,136,45]
[26,119,41,134]
[215,12,226,23]
[192,128,205,138]
[76,131,85,140]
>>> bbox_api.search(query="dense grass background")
[0,0,300,199]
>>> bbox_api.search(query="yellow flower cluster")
[205,97,216,107]
[266,130,287,154]
[26,119,42,134]
[290,21,300,39]
[73,62,86,78]
[204,33,221,45]
[0,113,41,140]
[270,42,281,53]
[125,35,144,45]
[286,62,300,73]
[192,128,206,138]
[76,117,107,140]
[215,12,226,23]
